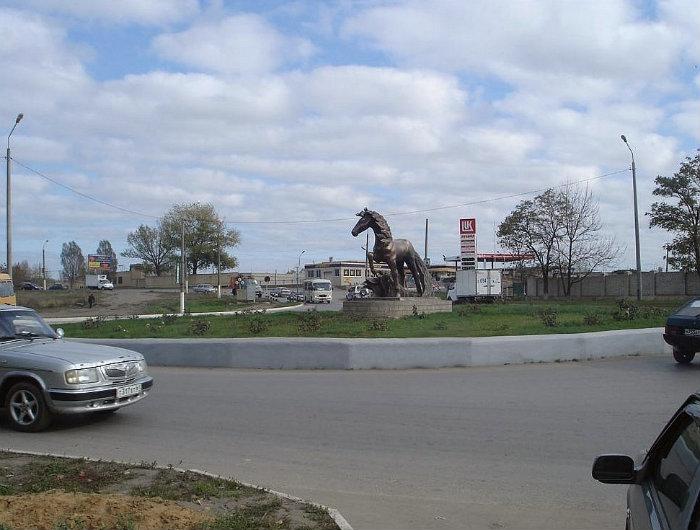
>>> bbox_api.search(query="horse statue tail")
[411,248,433,297]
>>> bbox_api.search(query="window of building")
[316,270,321,278]
[343,269,349,276]
[335,269,340,276]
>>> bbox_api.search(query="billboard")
[88,254,112,270]
[459,218,477,270]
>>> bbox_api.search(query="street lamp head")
[620,134,628,143]
[15,113,23,124]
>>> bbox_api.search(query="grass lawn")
[60,298,685,340]
[145,294,296,314]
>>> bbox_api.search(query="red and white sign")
[460,218,476,235]
[459,218,477,269]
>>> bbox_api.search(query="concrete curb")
[73,327,670,370]
[0,448,353,530]
[45,303,303,325]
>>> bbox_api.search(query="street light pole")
[297,249,306,295]
[42,239,48,290]
[621,135,642,300]
[6,113,23,279]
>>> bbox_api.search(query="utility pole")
[297,249,306,294]
[42,239,48,290]
[365,232,369,277]
[665,245,669,273]
[180,223,186,312]
[6,113,23,279]
[621,135,642,300]
[217,239,221,299]
[424,218,429,262]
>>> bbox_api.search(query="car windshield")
[0,310,57,339]
[313,283,332,291]
[674,300,700,317]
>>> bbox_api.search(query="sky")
[1,0,699,277]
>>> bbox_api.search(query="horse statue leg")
[397,259,406,290]
[404,254,422,296]
[367,252,378,277]
[387,259,403,296]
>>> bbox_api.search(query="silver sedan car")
[0,305,153,432]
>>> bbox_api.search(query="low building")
[304,260,388,288]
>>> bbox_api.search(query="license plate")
[685,329,700,336]
[116,384,141,398]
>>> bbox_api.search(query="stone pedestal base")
[342,297,453,319]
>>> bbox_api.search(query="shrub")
[539,307,558,327]
[583,312,602,326]
[412,305,426,319]
[456,304,481,317]
[297,310,322,334]
[369,318,389,332]
[189,319,211,336]
[248,316,269,335]
[81,315,105,329]
[161,314,178,326]
[612,299,639,321]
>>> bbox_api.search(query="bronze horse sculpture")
[351,208,432,297]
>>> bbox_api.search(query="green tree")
[160,203,240,274]
[648,151,700,274]
[61,241,85,288]
[121,223,173,276]
[96,240,118,281]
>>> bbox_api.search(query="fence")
[526,271,700,298]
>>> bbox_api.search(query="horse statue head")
[351,208,392,239]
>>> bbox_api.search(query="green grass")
[146,294,295,314]
[131,469,254,501]
[60,298,685,339]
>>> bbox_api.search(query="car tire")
[4,381,52,432]
[673,348,695,364]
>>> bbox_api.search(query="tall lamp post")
[6,113,23,279]
[42,239,49,290]
[621,134,642,300]
[297,249,306,294]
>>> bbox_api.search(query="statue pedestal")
[342,297,452,319]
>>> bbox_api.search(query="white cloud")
[17,0,201,26]
[153,14,315,74]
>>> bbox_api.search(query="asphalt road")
[2,355,698,530]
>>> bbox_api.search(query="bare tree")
[61,241,85,288]
[554,184,619,296]
[498,189,563,297]
[122,223,173,276]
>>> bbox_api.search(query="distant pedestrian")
[88,293,95,309]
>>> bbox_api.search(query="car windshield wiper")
[13,331,52,340]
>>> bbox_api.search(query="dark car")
[48,284,66,290]
[664,298,700,364]
[593,393,700,530]
[18,282,41,291]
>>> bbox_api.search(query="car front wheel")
[5,381,52,432]
[673,348,695,364]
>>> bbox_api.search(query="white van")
[303,279,333,303]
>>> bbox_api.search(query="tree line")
[498,150,700,296]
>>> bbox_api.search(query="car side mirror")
[55,328,65,338]
[592,454,636,484]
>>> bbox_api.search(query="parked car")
[346,284,370,300]
[18,282,41,291]
[278,288,291,298]
[192,283,216,294]
[664,298,700,364]
[0,305,153,431]
[593,392,700,530]
[48,284,67,290]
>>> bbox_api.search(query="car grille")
[103,361,139,383]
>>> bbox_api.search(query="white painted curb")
[0,448,353,530]
[45,303,303,325]
[74,327,671,370]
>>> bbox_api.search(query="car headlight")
[65,368,99,384]
[136,360,148,373]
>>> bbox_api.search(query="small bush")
[297,310,322,334]
[189,319,211,336]
[81,315,105,329]
[612,299,639,321]
[412,305,426,319]
[161,314,178,325]
[539,307,559,327]
[248,316,269,335]
[583,312,602,326]
[456,304,481,317]
[369,318,389,332]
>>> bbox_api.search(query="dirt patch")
[0,491,212,530]
[0,452,339,530]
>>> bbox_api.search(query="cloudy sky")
[1,0,698,276]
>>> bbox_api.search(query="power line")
[11,158,159,219]
[11,156,628,225]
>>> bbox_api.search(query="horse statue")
[351,208,432,297]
